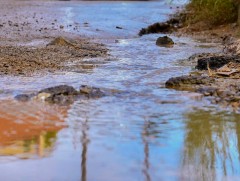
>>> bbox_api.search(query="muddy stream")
[0,1,240,180]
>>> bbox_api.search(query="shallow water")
[0,1,239,181]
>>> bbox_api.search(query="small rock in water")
[39,85,78,96]
[156,36,174,47]
[38,85,78,104]
[15,85,109,105]
[79,85,105,98]
[116,26,123,29]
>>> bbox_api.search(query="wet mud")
[166,53,240,111]
[0,37,107,76]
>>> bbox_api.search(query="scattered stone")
[156,36,174,47]
[15,85,109,105]
[166,51,240,110]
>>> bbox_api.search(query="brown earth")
[139,9,240,111]
[0,0,108,76]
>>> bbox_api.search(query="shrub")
[186,0,238,26]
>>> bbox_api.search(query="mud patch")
[166,53,240,111]
[0,37,108,75]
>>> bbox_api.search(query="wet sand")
[0,0,108,75]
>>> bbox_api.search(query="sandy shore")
[0,0,108,75]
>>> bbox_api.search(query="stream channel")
[0,1,240,180]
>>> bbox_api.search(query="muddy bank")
[138,7,240,111]
[166,53,240,111]
[0,37,107,75]
[0,1,108,75]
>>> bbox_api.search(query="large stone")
[38,85,78,104]
[39,85,78,96]
[165,75,215,89]
[15,85,108,105]
[156,36,174,47]
[196,55,240,70]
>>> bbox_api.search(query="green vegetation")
[186,0,238,26]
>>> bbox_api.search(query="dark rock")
[116,26,123,29]
[39,85,78,96]
[139,22,174,36]
[79,85,105,98]
[138,13,186,36]
[196,55,240,70]
[38,85,78,104]
[15,85,108,105]
[156,36,174,47]
[46,94,76,105]
[188,53,221,63]
[165,75,215,89]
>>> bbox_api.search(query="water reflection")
[182,110,240,180]
[0,131,57,158]
[0,100,67,159]
[142,119,152,181]
[81,118,89,181]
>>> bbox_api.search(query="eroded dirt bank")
[139,10,240,111]
[0,0,108,75]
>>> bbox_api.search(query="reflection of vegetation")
[182,110,240,179]
[80,119,90,181]
[142,121,152,181]
[0,131,57,158]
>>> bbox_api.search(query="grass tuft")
[186,0,238,26]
